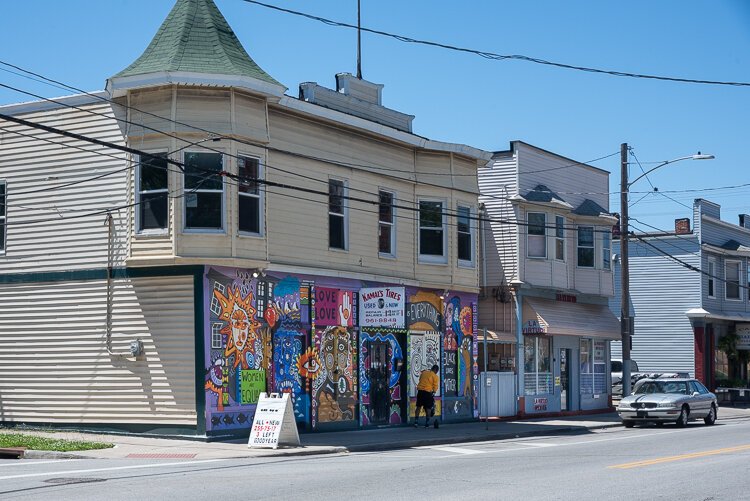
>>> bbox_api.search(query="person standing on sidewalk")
[414,365,440,428]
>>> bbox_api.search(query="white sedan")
[617,378,717,428]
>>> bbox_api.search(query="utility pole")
[620,143,632,397]
[356,0,362,79]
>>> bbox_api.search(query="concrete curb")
[342,422,622,453]
[23,450,96,460]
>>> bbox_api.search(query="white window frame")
[527,212,547,259]
[577,225,595,268]
[135,152,169,235]
[523,335,552,395]
[328,178,348,251]
[237,154,264,237]
[602,228,611,271]
[554,215,565,261]
[183,151,225,233]
[418,198,448,264]
[707,257,716,298]
[378,189,396,258]
[0,180,6,254]
[457,204,475,268]
[726,259,742,301]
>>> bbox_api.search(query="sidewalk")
[11,405,750,460]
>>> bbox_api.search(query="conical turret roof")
[113,0,281,87]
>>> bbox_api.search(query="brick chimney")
[675,218,691,234]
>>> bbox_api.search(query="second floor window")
[527,212,546,258]
[137,153,168,231]
[555,215,565,261]
[457,205,473,265]
[329,179,347,250]
[602,229,611,270]
[184,152,223,230]
[0,180,5,252]
[577,226,594,267]
[726,260,741,300]
[707,258,715,297]
[419,200,446,261]
[378,190,395,256]
[238,156,261,234]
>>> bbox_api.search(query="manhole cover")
[43,477,107,485]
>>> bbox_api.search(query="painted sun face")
[231,307,250,351]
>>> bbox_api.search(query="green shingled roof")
[114,0,281,86]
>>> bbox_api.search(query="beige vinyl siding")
[478,154,518,287]
[0,275,196,425]
[0,103,128,273]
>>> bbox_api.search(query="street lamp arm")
[627,154,714,187]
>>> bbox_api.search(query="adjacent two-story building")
[0,0,491,437]
[479,141,620,416]
[611,199,750,390]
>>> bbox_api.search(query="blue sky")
[1,0,748,233]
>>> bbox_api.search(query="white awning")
[686,308,750,322]
[477,329,517,344]
[522,297,621,341]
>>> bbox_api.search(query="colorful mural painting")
[312,326,358,429]
[442,293,476,420]
[204,268,312,433]
[359,330,406,426]
[203,265,477,434]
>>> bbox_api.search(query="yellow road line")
[609,444,750,469]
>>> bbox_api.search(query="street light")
[619,144,714,397]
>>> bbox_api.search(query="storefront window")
[594,340,607,393]
[524,336,552,395]
[580,338,593,394]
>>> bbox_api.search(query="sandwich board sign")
[248,392,300,449]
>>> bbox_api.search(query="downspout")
[514,287,524,416]
[104,212,116,356]
[480,203,488,296]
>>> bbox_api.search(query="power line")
[241,0,750,88]
[1,114,620,239]
[630,233,749,292]
[0,72,623,219]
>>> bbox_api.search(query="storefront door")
[560,348,571,411]
[367,339,391,424]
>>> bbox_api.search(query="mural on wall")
[408,330,442,417]
[205,268,267,431]
[442,294,476,420]
[359,330,406,426]
[270,276,310,423]
[312,325,357,428]
[314,287,355,327]
[204,268,312,433]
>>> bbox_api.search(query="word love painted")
[314,288,354,327]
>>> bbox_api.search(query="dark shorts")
[416,390,435,410]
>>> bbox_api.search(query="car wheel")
[704,405,717,426]
[676,406,689,427]
[623,420,635,428]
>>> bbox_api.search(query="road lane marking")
[427,446,485,455]
[514,442,558,448]
[608,444,750,469]
[0,460,76,468]
[0,458,229,481]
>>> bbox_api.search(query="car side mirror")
[692,391,700,397]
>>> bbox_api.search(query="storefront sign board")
[359,287,405,328]
[237,369,265,405]
[248,393,300,449]
[736,324,750,350]
[522,319,546,334]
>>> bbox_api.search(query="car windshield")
[634,381,689,395]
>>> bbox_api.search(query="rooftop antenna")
[356,0,362,79]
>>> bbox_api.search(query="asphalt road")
[2,418,749,501]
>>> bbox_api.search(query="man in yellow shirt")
[415,365,440,428]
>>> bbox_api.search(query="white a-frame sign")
[248,392,301,449]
